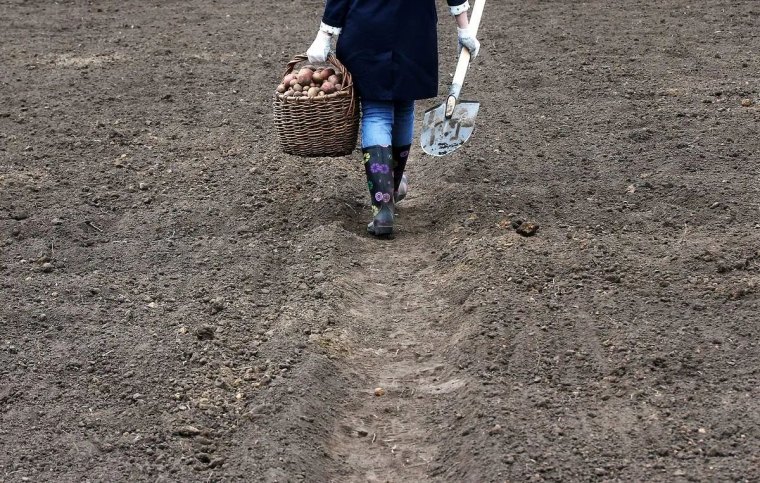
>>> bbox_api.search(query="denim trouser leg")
[361,100,415,148]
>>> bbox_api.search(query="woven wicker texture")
[273,54,359,157]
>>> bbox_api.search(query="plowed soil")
[2,0,759,481]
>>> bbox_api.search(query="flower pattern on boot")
[370,163,390,174]
[374,191,391,203]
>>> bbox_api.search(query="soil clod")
[10,210,29,221]
[515,221,540,237]
[195,326,215,340]
[174,426,202,437]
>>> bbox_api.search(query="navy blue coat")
[323,0,467,101]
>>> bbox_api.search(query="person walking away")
[306,0,481,236]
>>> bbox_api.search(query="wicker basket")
[272,54,359,157]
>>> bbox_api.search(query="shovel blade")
[420,100,480,156]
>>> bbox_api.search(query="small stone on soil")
[374,387,385,397]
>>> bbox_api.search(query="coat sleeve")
[447,0,470,15]
[322,0,351,29]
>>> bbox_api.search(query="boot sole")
[369,224,394,236]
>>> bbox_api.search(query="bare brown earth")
[2,0,759,481]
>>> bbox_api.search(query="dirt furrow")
[323,235,465,482]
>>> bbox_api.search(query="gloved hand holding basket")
[272,54,359,157]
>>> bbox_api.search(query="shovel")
[421,0,486,156]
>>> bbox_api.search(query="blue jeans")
[361,99,415,148]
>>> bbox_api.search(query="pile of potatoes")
[276,66,344,99]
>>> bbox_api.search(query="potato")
[320,81,335,94]
[293,83,303,92]
[312,70,324,83]
[321,68,335,80]
[283,73,295,85]
[327,74,339,84]
[334,83,343,91]
[307,86,320,97]
[276,83,287,93]
[284,89,294,96]
[289,78,298,87]
[297,68,314,85]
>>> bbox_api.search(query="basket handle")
[282,54,356,116]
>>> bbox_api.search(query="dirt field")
[2,0,759,481]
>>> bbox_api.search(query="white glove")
[307,23,341,63]
[457,26,480,59]
[307,30,331,63]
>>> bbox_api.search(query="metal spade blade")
[421,99,480,157]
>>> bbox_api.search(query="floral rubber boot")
[392,144,411,203]
[363,145,395,236]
